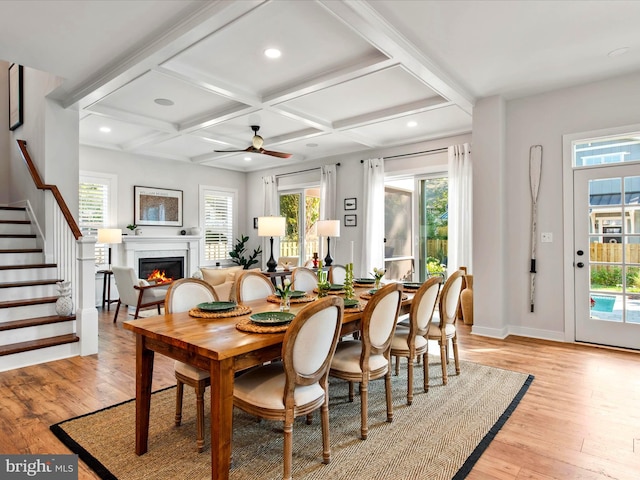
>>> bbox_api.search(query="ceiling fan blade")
[214,146,257,153]
[261,149,292,159]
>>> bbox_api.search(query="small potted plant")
[371,267,386,290]
[229,235,262,269]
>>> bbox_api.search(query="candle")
[350,241,354,264]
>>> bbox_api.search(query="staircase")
[0,206,79,371]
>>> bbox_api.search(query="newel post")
[76,236,99,355]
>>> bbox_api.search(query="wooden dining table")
[123,286,413,480]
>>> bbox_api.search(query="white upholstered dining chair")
[329,282,402,439]
[328,264,347,285]
[235,270,275,303]
[427,269,465,385]
[164,278,218,452]
[290,266,317,292]
[390,276,441,404]
[233,296,344,480]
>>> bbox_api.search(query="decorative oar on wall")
[529,145,543,312]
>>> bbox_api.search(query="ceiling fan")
[214,125,292,158]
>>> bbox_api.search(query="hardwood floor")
[1,307,638,479]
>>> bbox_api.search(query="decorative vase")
[280,294,290,312]
[135,228,142,236]
[55,281,73,316]
[374,278,381,290]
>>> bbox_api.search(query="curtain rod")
[275,162,340,179]
[360,147,448,163]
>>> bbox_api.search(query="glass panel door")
[418,176,448,282]
[574,164,640,349]
[279,188,320,266]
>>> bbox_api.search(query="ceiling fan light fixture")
[252,134,264,149]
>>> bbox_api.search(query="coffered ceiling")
[2,1,640,172]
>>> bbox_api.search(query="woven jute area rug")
[51,358,533,480]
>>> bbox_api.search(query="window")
[574,135,640,167]
[79,172,117,265]
[200,187,236,264]
[279,188,320,265]
[384,180,413,281]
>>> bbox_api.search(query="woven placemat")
[236,317,290,333]
[354,282,376,288]
[188,304,251,319]
[313,288,344,296]
[343,302,365,313]
[359,292,409,301]
[266,294,316,304]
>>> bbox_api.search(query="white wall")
[246,134,471,273]
[80,146,247,265]
[472,70,640,341]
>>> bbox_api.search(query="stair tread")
[0,279,62,288]
[0,264,57,270]
[0,249,42,253]
[0,334,79,356]
[0,207,26,211]
[0,220,30,225]
[0,234,36,238]
[0,296,58,309]
[0,315,76,331]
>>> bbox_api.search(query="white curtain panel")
[262,175,280,269]
[447,143,472,275]
[319,164,337,221]
[360,158,385,278]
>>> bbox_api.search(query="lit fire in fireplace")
[147,269,172,284]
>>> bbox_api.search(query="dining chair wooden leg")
[407,354,414,405]
[453,334,460,375]
[195,380,206,453]
[321,401,331,464]
[175,380,184,426]
[385,370,393,422]
[348,381,355,402]
[423,352,429,392]
[283,412,294,480]
[395,356,400,375]
[360,378,369,440]
[306,412,313,425]
[440,340,448,385]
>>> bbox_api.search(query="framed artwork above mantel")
[134,186,183,227]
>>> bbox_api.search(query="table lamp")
[317,219,340,267]
[97,228,123,269]
[258,216,286,272]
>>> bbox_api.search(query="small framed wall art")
[344,197,357,210]
[344,214,357,227]
[8,63,23,131]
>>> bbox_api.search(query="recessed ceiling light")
[264,48,281,59]
[608,47,630,57]
[99,126,111,133]
[306,143,318,148]
[154,98,174,106]
[244,157,252,162]
[407,121,418,128]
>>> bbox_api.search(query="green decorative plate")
[250,311,295,326]
[403,282,423,289]
[197,301,236,312]
[329,284,344,290]
[344,299,360,308]
[368,289,379,295]
[275,290,306,298]
[355,278,375,284]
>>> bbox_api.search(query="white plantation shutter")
[79,172,117,266]
[203,190,234,262]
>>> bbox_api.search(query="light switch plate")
[541,232,553,243]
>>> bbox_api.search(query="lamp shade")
[97,228,123,244]
[258,216,286,237]
[317,219,340,237]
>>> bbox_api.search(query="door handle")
[576,262,584,268]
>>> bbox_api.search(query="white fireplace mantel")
[119,235,201,278]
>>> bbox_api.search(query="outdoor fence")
[590,242,640,263]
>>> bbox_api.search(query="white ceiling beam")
[86,105,178,133]
[319,0,475,115]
